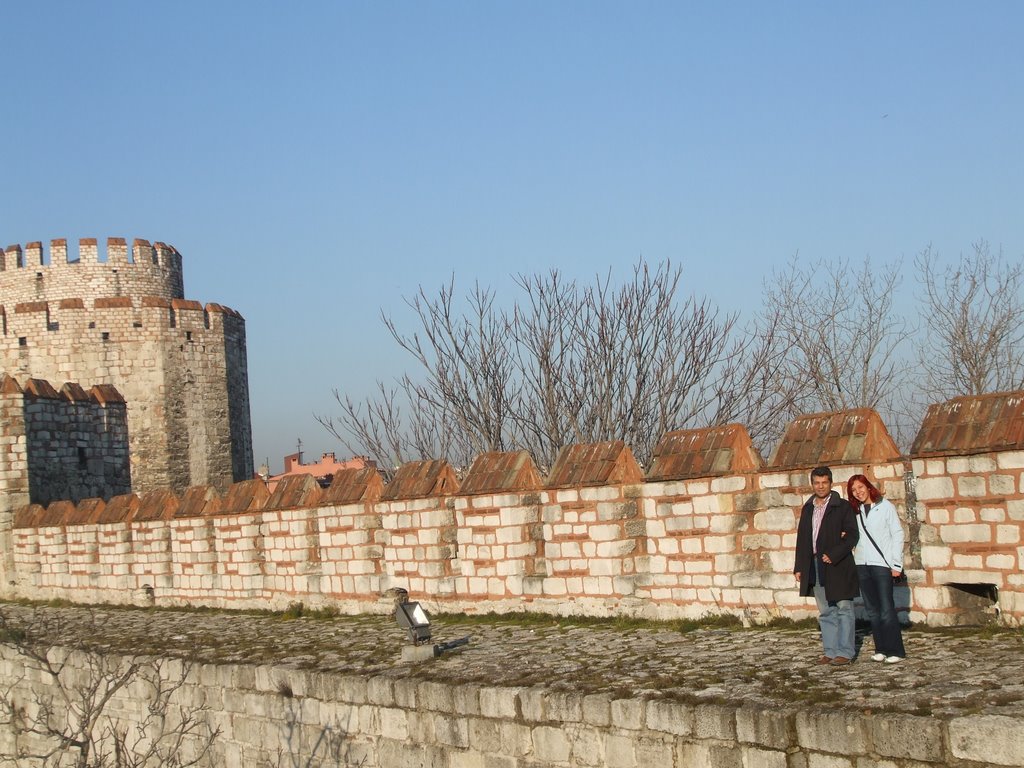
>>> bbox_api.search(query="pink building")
[261,452,373,493]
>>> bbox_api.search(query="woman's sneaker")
[884,656,903,664]
[871,653,886,662]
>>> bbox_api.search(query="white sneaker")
[884,656,903,664]
[871,653,886,662]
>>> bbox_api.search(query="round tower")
[0,237,254,495]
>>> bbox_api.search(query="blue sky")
[2,3,1022,472]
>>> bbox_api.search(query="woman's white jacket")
[853,497,904,570]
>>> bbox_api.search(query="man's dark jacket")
[793,490,860,602]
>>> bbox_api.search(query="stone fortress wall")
[3,643,1020,768]
[4,391,1023,627]
[0,237,253,495]
[0,373,131,509]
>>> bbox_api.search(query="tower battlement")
[0,237,185,306]
[1,296,245,337]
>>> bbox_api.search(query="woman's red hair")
[847,474,883,505]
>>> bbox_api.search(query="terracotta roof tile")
[39,500,76,527]
[0,373,23,395]
[66,498,105,525]
[221,479,271,514]
[60,382,91,402]
[323,467,384,504]
[176,486,223,518]
[459,451,542,495]
[770,408,900,469]
[134,490,180,522]
[23,378,60,399]
[647,424,764,481]
[94,494,140,525]
[912,390,1024,457]
[545,441,643,488]
[266,474,323,511]
[13,504,46,528]
[381,460,460,501]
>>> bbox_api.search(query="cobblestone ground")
[1,601,1021,719]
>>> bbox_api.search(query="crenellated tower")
[0,237,254,495]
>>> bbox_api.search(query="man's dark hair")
[810,466,833,483]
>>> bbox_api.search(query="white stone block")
[711,476,746,493]
[947,457,970,474]
[917,477,954,500]
[996,451,1024,469]
[710,514,744,534]
[589,559,621,577]
[985,554,1016,570]
[703,535,733,553]
[939,524,992,544]
[990,474,1017,495]
[544,578,567,595]
[693,495,721,515]
[759,473,790,489]
[951,553,983,568]
[968,455,997,473]
[920,546,951,569]
[949,715,1024,766]
[980,507,1006,522]
[1008,499,1024,521]
[953,507,976,523]
[753,508,795,531]
[589,524,621,542]
[680,538,703,555]
[596,540,636,558]
[741,533,781,551]
[533,725,572,763]
[581,486,619,502]
[957,476,987,497]
[996,525,1020,544]
[500,507,537,526]
[646,520,666,538]
[645,699,693,736]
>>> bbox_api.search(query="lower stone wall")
[0,645,1020,767]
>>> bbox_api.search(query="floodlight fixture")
[395,600,432,645]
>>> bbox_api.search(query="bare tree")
[318,279,516,474]
[763,254,913,421]
[705,304,805,453]
[319,260,797,472]
[0,609,218,768]
[915,241,1024,399]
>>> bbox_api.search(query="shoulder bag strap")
[857,509,894,570]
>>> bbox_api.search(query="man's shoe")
[830,656,851,666]
[871,653,886,662]
[818,656,833,664]
[884,656,903,664]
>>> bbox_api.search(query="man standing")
[794,466,860,665]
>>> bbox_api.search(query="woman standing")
[847,474,907,663]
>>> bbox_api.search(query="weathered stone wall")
[0,236,253,494]
[1,645,1021,767]
[21,378,131,506]
[4,399,1024,626]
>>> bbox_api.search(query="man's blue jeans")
[813,559,856,659]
